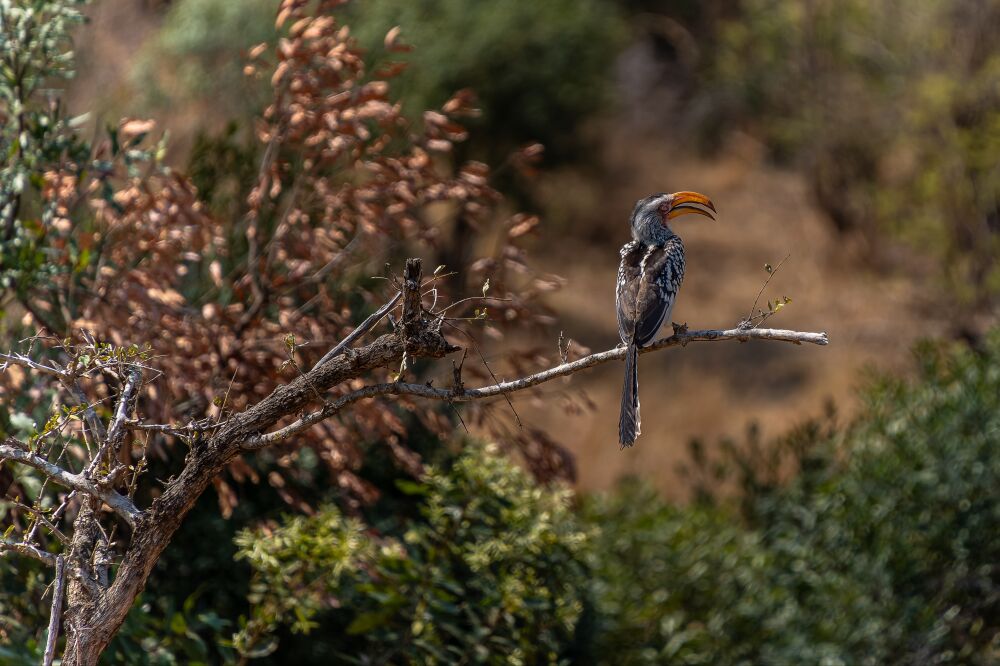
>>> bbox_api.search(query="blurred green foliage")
[225,332,1000,663]
[234,443,590,664]
[133,0,624,161]
[131,0,275,122]
[0,0,89,303]
[4,327,999,662]
[705,0,1000,308]
[343,0,625,160]
[586,332,1000,664]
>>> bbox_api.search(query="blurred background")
[2,0,999,662]
[69,0,997,493]
[69,0,1000,497]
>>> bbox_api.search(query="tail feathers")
[619,344,641,448]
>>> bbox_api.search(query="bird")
[616,191,716,448]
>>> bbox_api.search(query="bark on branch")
[0,537,57,565]
[244,326,829,448]
[0,439,140,528]
[84,365,142,479]
[42,555,67,666]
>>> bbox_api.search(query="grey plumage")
[616,192,712,448]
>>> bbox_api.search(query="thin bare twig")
[0,440,139,528]
[311,291,403,371]
[0,537,57,565]
[126,420,219,436]
[84,365,142,480]
[441,321,522,428]
[0,351,68,378]
[244,325,829,449]
[237,131,282,334]
[740,254,790,329]
[42,555,67,666]
[433,294,512,317]
[11,499,69,545]
[214,367,240,425]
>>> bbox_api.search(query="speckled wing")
[616,240,644,345]
[616,237,685,348]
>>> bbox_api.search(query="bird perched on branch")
[616,191,716,447]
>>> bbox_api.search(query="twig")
[63,380,108,444]
[42,555,67,666]
[126,420,219,436]
[442,321,522,428]
[11,500,69,545]
[215,367,240,425]
[0,538,57,565]
[0,439,140,528]
[83,365,142,479]
[741,254,790,329]
[243,326,828,449]
[0,351,68,378]
[237,131,282,334]
[432,294,512,317]
[311,291,402,371]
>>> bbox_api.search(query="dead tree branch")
[0,440,139,528]
[0,351,68,378]
[84,366,142,478]
[0,538,57,565]
[244,326,829,448]
[42,555,67,666]
[312,291,402,371]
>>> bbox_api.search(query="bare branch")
[105,367,142,451]
[11,499,70,545]
[126,420,218,437]
[42,555,67,666]
[740,254,790,329]
[244,326,829,449]
[401,258,424,339]
[62,380,107,444]
[84,366,142,479]
[311,290,402,371]
[0,351,68,378]
[0,537,57,566]
[0,439,140,528]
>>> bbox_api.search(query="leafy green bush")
[234,443,590,663]
[704,0,1000,309]
[586,332,1000,664]
[131,0,275,122]
[343,0,625,160]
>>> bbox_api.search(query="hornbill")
[616,191,716,448]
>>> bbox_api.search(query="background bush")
[233,443,590,664]
[702,0,1000,310]
[218,332,1000,663]
[134,0,625,163]
[585,331,1000,664]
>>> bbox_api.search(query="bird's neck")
[632,216,674,246]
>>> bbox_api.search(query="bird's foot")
[672,321,688,335]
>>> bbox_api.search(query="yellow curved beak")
[667,191,716,220]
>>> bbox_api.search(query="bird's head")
[630,191,716,243]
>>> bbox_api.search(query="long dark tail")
[619,343,640,448]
